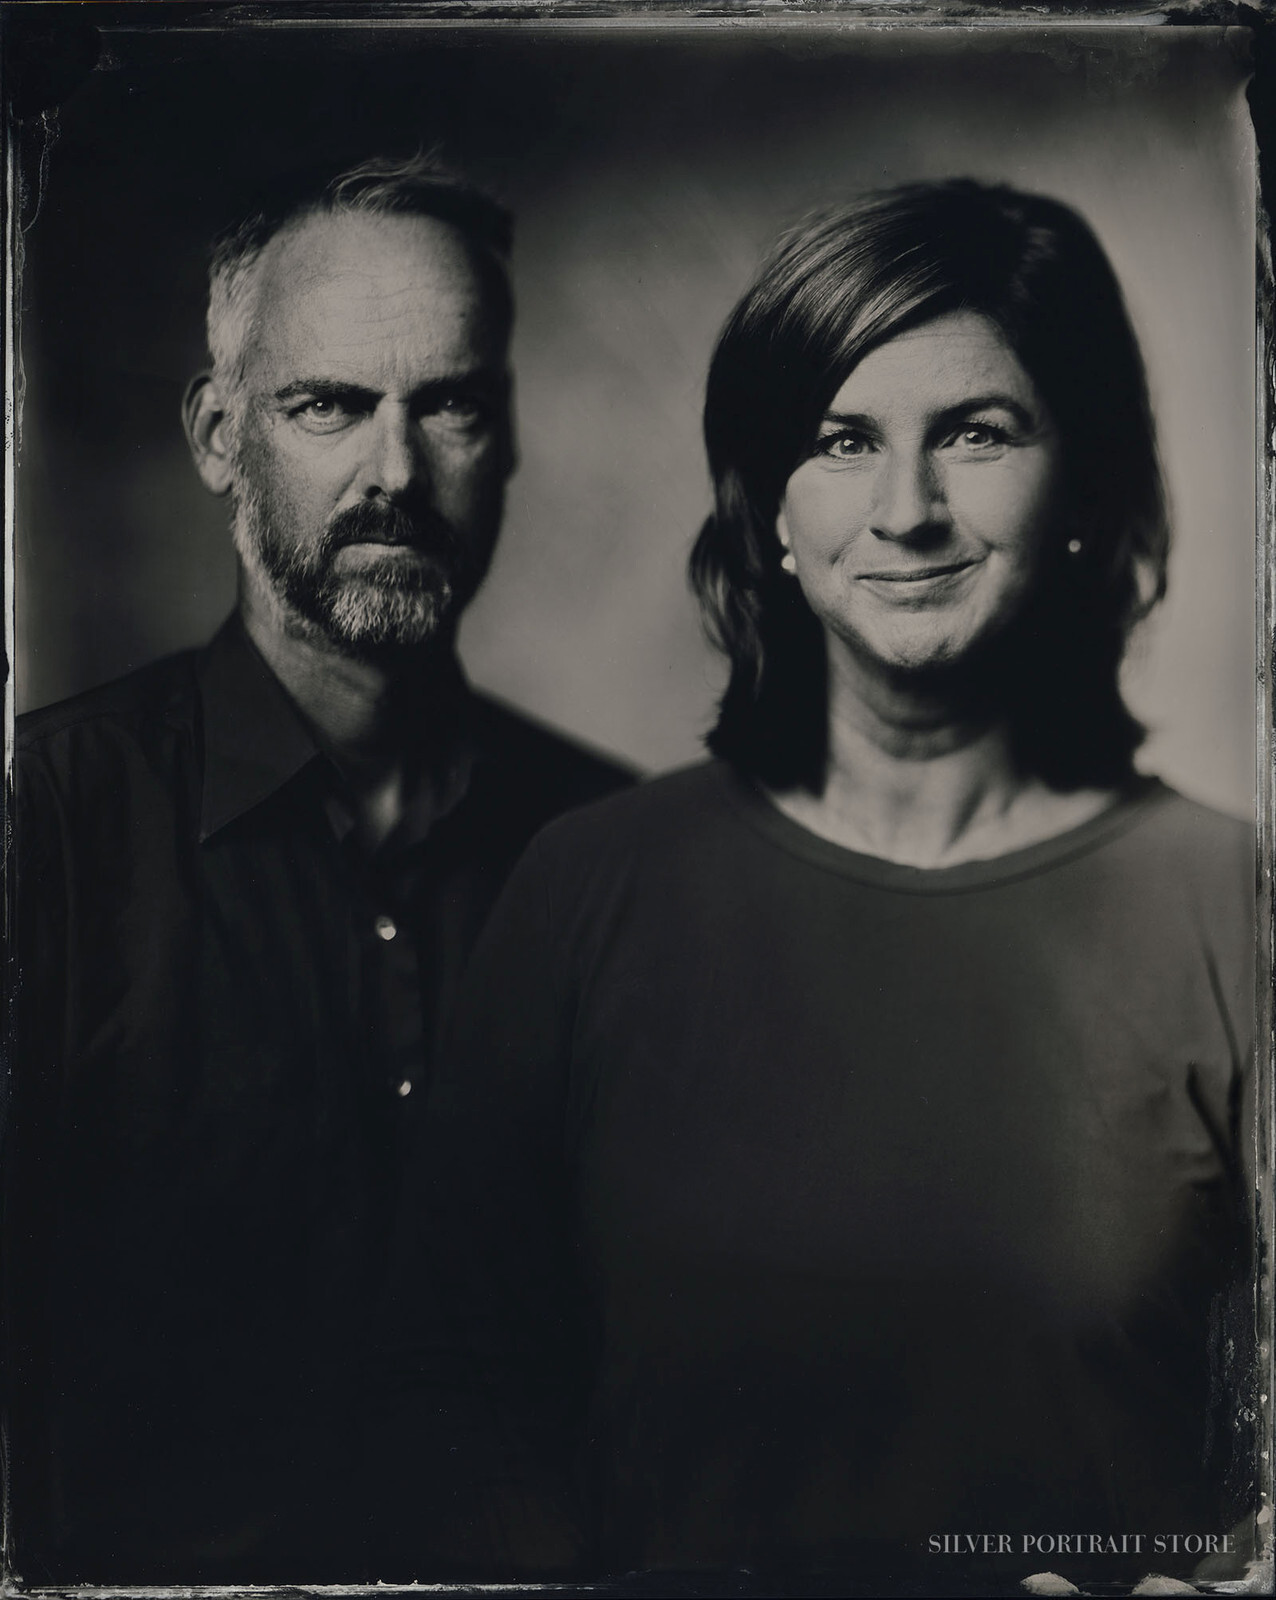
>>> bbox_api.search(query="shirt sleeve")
[374,831,588,1576]
[1195,812,1263,1532]
[6,744,73,1564]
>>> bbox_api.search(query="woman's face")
[777,310,1061,680]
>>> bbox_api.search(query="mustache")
[323,497,456,556]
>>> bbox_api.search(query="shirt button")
[396,1079,412,1098]
[374,914,397,942]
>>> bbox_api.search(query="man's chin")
[289,575,458,657]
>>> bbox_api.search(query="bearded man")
[9,155,630,1584]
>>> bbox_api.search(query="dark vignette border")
[0,5,1270,1597]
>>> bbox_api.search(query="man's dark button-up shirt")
[8,616,631,1583]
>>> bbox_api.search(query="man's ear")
[182,373,236,496]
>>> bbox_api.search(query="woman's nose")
[364,405,426,499]
[870,446,946,542]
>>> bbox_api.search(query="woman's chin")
[833,617,982,682]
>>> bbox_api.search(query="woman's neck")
[768,641,1118,869]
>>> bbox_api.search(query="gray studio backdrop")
[15,23,1256,817]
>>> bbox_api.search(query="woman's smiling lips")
[854,557,982,600]
[857,558,979,582]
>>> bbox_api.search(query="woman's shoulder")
[531,759,741,862]
[1117,783,1256,953]
[1132,781,1254,877]
[496,762,748,945]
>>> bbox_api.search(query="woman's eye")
[948,422,1010,451]
[815,432,873,460]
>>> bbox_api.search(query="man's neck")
[239,596,467,847]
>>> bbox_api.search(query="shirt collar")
[198,615,323,842]
[197,612,482,850]
[320,728,477,855]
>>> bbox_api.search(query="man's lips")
[339,533,422,547]
[330,531,452,564]
[327,502,453,553]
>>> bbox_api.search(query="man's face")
[229,208,512,656]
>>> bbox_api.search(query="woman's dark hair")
[690,179,1169,791]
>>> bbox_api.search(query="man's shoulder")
[470,692,638,816]
[17,650,202,760]
[16,653,205,833]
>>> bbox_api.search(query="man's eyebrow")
[272,379,379,405]
[272,371,507,406]
[410,369,509,399]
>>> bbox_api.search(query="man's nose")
[870,445,947,542]
[363,404,426,500]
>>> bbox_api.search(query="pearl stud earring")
[780,549,797,575]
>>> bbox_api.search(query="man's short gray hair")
[206,152,514,405]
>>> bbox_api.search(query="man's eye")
[291,398,354,432]
[814,431,873,460]
[428,395,487,428]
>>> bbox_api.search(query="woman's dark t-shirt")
[426,762,1255,1587]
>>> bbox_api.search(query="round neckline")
[715,763,1171,895]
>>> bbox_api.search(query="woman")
[421,181,1257,1590]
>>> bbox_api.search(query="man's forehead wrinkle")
[242,212,501,398]
[293,282,484,344]
[260,208,484,304]
[255,311,495,396]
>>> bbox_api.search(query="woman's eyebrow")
[933,393,1037,428]
[819,409,876,429]
[821,394,1038,429]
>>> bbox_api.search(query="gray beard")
[232,482,456,655]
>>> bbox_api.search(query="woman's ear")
[182,374,236,496]
[776,507,797,575]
